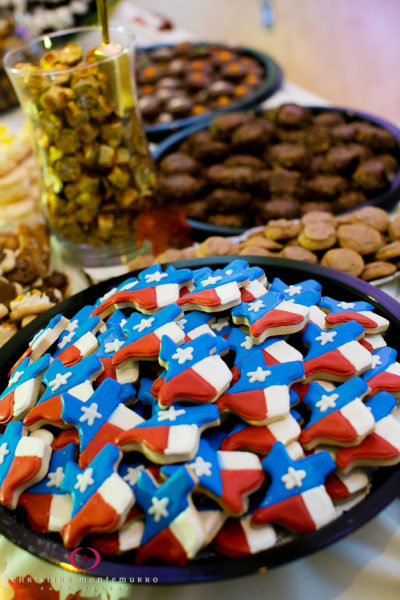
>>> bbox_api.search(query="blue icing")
[231,291,285,324]
[227,328,286,365]
[121,304,183,342]
[177,311,214,336]
[136,465,196,544]
[227,350,304,393]
[362,347,397,380]
[269,278,322,305]
[365,391,397,422]
[105,309,129,334]
[303,378,369,427]
[136,402,219,430]
[0,421,24,484]
[191,266,248,290]
[28,313,67,348]
[302,321,365,360]
[118,458,152,492]
[0,354,51,400]
[26,443,76,495]
[289,388,299,406]
[54,305,101,357]
[136,264,192,289]
[258,442,336,507]
[61,443,121,517]
[319,296,374,314]
[38,356,103,405]
[209,316,232,337]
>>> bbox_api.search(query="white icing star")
[316,393,339,412]
[281,466,306,490]
[0,442,9,464]
[66,319,79,333]
[176,319,187,330]
[190,456,212,477]
[49,371,73,392]
[201,275,222,287]
[148,496,169,522]
[57,330,75,349]
[79,402,102,426]
[337,301,355,310]
[99,288,117,303]
[315,330,337,346]
[157,406,186,422]
[123,466,144,487]
[104,339,125,353]
[74,467,94,493]
[133,317,155,333]
[121,280,138,290]
[211,319,229,332]
[247,366,271,383]
[248,300,265,313]
[283,285,302,296]
[372,355,382,368]
[225,269,233,275]
[240,335,254,350]
[145,271,168,283]
[120,318,127,328]
[46,466,65,488]
[172,346,194,365]
[9,370,23,386]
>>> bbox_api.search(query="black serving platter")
[0,257,400,584]
[138,42,283,143]
[153,106,400,240]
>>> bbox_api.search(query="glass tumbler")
[4,26,157,266]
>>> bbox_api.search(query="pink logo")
[69,547,101,570]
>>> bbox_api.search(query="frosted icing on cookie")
[325,469,370,501]
[362,347,400,398]
[60,443,135,548]
[269,277,322,304]
[54,306,104,367]
[319,296,390,334]
[214,514,277,557]
[299,378,374,449]
[177,310,217,341]
[360,333,387,352]
[227,327,303,367]
[252,442,336,533]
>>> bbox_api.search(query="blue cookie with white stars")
[319,296,389,333]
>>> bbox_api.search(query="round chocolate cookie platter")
[136,41,282,141]
[0,257,399,584]
[153,104,400,238]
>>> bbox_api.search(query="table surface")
[1,4,400,599]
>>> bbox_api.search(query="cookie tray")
[0,257,400,583]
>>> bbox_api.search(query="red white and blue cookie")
[53,306,104,366]
[269,277,322,303]
[319,297,390,334]
[214,514,277,557]
[362,347,400,398]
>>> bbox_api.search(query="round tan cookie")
[298,223,337,251]
[349,206,390,232]
[301,211,337,228]
[337,223,385,255]
[240,236,283,251]
[361,261,397,281]
[196,236,239,257]
[239,246,276,257]
[264,219,302,240]
[388,215,400,241]
[280,245,318,264]
[321,248,365,277]
[375,241,400,261]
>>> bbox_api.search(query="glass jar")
[4,26,157,266]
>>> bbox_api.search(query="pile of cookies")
[0,123,40,228]
[130,206,400,283]
[157,104,399,228]
[0,223,69,347]
[0,260,399,566]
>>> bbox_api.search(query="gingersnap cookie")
[280,245,318,264]
[301,211,337,228]
[375,241,400,261]
[196,236,239,257]
[239,246,275,257]
[264,219,302,240]
[240,235,283,251]
[298,223,337,251]
[361,261,397,281]
[349,206,390,233]
[321,248,365,277]
[388,215,400,241]
[337,224,385,255]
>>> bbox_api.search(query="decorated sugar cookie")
[209,315,233,338]
[231,290,313,343]
[93,315,139,387]
[194,498,228,546]
[0,354,51,425]
[302,321,371,381]
[52,428,80,451]
[325,469,370,502]
[362,347,400,398]
[0,422,53,509]
[223,260,268,302]
[176,265,249,312]
[299,378,374,449]
[18,442,76,532]
[23,356,104,430]
[88,512,145,555]
[227,327,303,367]
[60,443,135,548]
[152,334,232,408]
[319,296,389,334]
[161,438,264,515]
[60,378,142,468]
[91,264,193,318]
[334,391,400,471]
[214,514,277,557]
[252,442,336,533]
[177,310,217,341]
[217,350,304,425]
[117,399,220,464]
[360,333,387,352]
[308,305,329,330]
[134,465,206,565]
[54,306,104,367]
[269,277,322,304]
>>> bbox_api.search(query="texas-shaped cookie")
[319,296,389,334]
[53,306,104,366]
[362,347,400,398]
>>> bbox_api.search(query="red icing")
[52,428,80,450]
[366,372,400,396]
[79,422,124,469]
[61,490,121,548]
[18,492,53,532]
[57,345,83,367]
[150,376,164,397]
[23,395,64,427]
[157,367,217,408]
[250,309,304,338]
[304,348,356,379]
[291,382,310,402]
[300,411,358,446]
[97,357,117,385]
[326,312,377,330]
[91,288,158,318]
[1,456,42,505]
[221,425,276,453]
[117,426,170,455]
[360,338,373,351]
[325,473,349,499]
[218,389,268,422]
[240,287,257,302]
[87,531,121,555]
[177,288,221,308]
[113,332,161,364]
[219,468,264,514]
[252,493,317,533]
[260,350,281,366]
[335,433,400,468]
[8,346,32,377]
[135,527,188,565]
[214,518,250,557]
[0,391,14,425]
